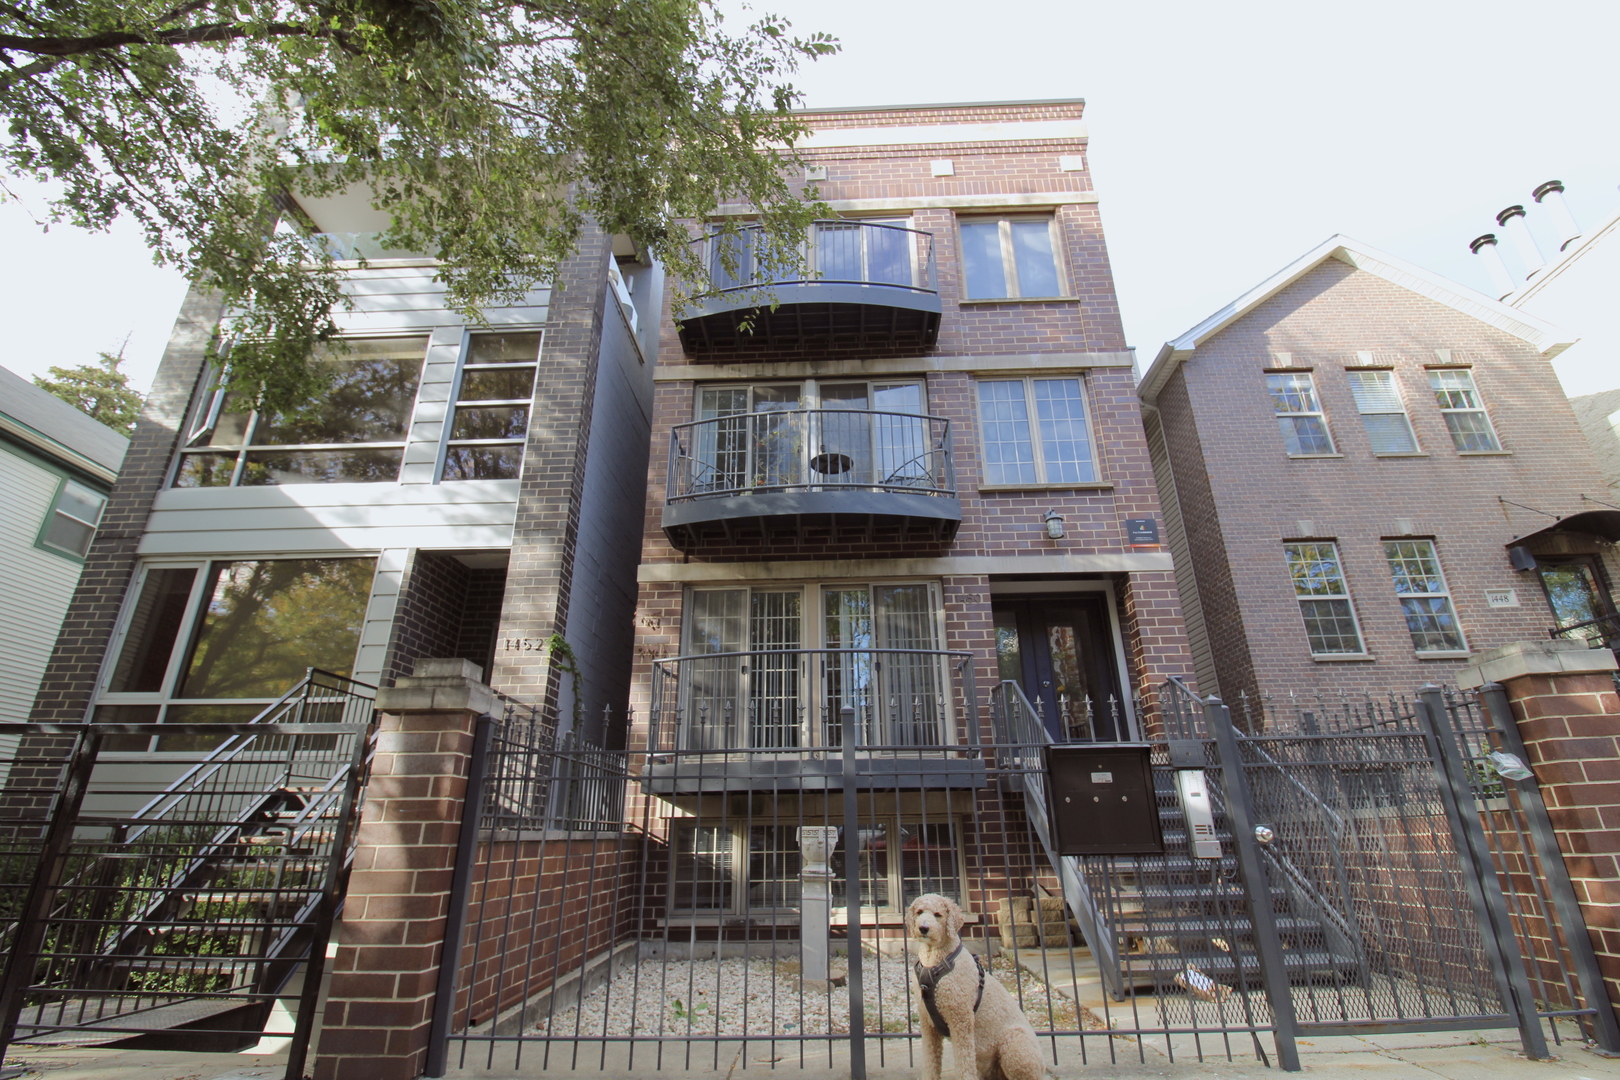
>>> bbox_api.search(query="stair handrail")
[991,680,1126,1000]
[1229,727,1349,838]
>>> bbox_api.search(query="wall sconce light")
[1508,546,1537,572]
[1044,510,1066,540]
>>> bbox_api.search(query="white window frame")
[957,215,1066,299]
[669,816,965,916]
[1346,368,1420,455]
[1383,539,1468,654]
[1283,542,1368,657]
[975,376,1099,487]
[1426,368,1502,453]
[1265,371,1336,456]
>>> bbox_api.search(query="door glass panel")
[697,388,750,493]
[875,584,942,745]
[818,385,869,483]
[1540,563,1606,639]
[685,590,746,749]
[993,609,1023,684]
[752,387,803,489]
[872,383,927,486]
[749,591,801,747]
[177,559,375,699]
[106,568,198,693]
[823,587,874,744]
[1045,620,1094,740]
[866,223,912,286]
[816,222,862,280]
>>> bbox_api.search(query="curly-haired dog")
[907,894,1045,1080]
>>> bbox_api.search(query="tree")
[34,351,145,434]
[1,0,836,410]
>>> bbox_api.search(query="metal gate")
[0,670,374,1080]
[428,667,1620,1075]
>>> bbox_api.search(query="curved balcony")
[677,221,941,356]
[642,648,985,793]
[662,409,960,549]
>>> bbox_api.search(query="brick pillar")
[1457,639,1620,1030]
[315,659,492,1080]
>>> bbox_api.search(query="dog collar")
[914,943,985,1037]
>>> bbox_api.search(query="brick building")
[627,97,1194,913]
[1139,235,1620,706]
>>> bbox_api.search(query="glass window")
[1284,542,1366,655]
[976,377,1096,486]
[1346,370,1418,454]
[174,336,428,487]
[443,332,540,481]
[1428,369,1501,452]
[1383,540,1465,653]
[94,558,376,750]
[1266,372,1335,455]
[1538,558,1613,643]
[814,219,912,286]
[39,479,107,558]
[673,818,959,915]
[959,217,1063,299]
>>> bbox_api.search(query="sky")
[4,0,1619,397]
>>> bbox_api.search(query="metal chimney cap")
[1496,205,1527,225]
[1533,180,1566,202]
[1470,233,1500,254]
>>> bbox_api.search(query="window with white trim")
[1284,542,1366,655]
[958,216,1063,299]
[1383,540,1466,653]
[976,377,1096,485]
[1427,369,1500,452]
[1266,372,1335,455]
[1346,370,1418,454]
[38,479,107,559]
[175,336,428,487]
[442,332,541,480]
[93,558,377,750]
[670,819,962,914]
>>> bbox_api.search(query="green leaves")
[0,0,837,411]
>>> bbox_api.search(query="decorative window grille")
[1428,369,1501,452]
[1284,542,1366,655]
[1383,540,1466,652]
[1266,372,1334,454]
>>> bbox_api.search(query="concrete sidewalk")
[5,1028,1620,1080]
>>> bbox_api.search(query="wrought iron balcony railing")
[1550,611,1620,652]
[701,219,939,295]
[647,648,977,755]
[667,409,955,503]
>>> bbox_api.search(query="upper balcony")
[677,221,942,356]
[662,408,960,549]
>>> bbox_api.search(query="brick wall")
[1495,669,1620,1031]
[1153,257,1617,701]
[382,553,508,688]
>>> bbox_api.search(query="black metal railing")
[699,220,939,296]
[667,410,955,504]
[1549,611,1620,651]
[0,669,375,1080]
[647,648,975,754]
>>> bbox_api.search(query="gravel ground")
[532,952,1082,1038]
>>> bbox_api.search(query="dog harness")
[914,943,985,1037]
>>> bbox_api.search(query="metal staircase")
[0,670,375,1079]
[992,678,1358,1004]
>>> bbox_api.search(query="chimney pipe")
[1496,205,1546,278]
[1533,180,1582,251]
[1469,234,1516,298]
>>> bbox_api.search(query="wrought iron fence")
[667,410,955,504]
[0,669,375,1080]
[647,649,976,754]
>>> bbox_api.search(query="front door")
[992,594,1127,742]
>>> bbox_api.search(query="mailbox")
[1043,743,1164,856]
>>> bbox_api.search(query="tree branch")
[0,20,320,59]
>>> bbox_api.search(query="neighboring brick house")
[1139,235,1620,706]
[25,212,660,750]
[628,98,1194,915]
